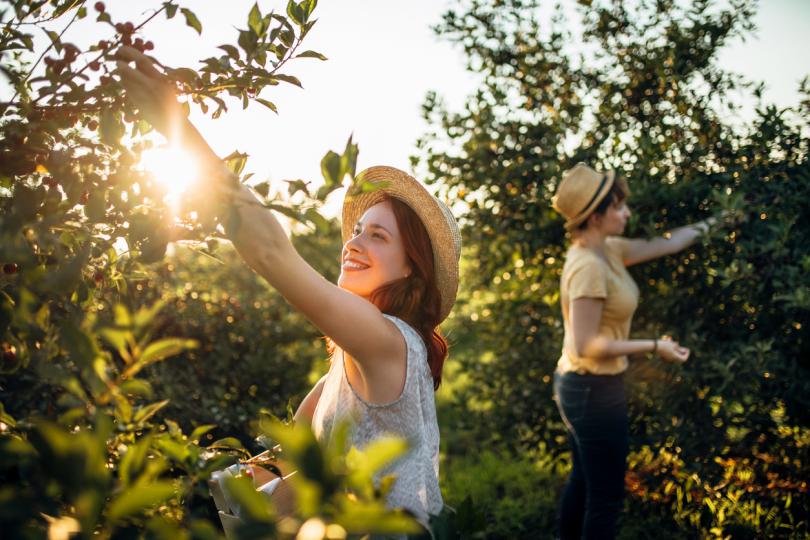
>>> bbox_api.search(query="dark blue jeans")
[553,371,629,540]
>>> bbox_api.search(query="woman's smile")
[342,258,370,271]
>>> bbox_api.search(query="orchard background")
[1,0,808,539]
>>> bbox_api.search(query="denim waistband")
[555,370,625,390]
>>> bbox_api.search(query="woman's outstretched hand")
[114,46,240,202]
[114,46,188,139]
[657,336,690,364]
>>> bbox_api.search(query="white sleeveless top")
[311,314,443,528]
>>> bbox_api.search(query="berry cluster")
[42,43,81,75]
[42,2,154,79]
[112,18,153,51]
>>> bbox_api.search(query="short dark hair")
[576,179,627,231]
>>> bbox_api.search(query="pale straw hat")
[552,162,626,230]
[341,166,461,323]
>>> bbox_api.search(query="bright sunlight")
[138,145,199,212]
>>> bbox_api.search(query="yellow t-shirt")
[557,236,640,375]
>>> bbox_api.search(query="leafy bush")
[441,447,566,539]
[418,0,810,536]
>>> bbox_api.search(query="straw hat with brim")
[552,162,626,230]
[341,166,461,323]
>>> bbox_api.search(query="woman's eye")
[372,232,384,240]
[352,227,362,237]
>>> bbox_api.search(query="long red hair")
[367,196,448,390]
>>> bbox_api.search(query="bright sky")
[5,1,809,197]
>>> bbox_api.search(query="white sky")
[5,1,809,198]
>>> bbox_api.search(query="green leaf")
[223,150,249,176]
[181,8,202,34]
[286,0,305,26]
[0,434,35,469]
[114,304,132,328]
[253,181,270,198]
[107,481,176,522]
[120,379,154,399]
[133,300,166,331]
[285,179,310,197]
[60,318,99,370]
[137,338,198,369]
[45,30,62,51]
[0,402,17,428]
[273,73,302,88]
[218,44,240,60]
[340,133,359,179]
[304,207,331,234]
[335,497,421,534]
[98,327,130,358]
[53,1,81,18]
[248,3,263,36]
[223,474,274,522]
[353,437,408,476]
[167,67,198,85]
[346,437,409,498]
[210,437,245,451]
[163,2,178,19]
[238,29,256,56]
[301,0,318,18]
[114,394,133,425]
[189,424,217,442]
[295,50,327,61]
[119,435,153,485]
[154,437,189,463]
[320,150,342,187]
[255,98,278,113]
[133,399,170,425]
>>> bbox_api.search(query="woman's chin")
[337,276,368,297]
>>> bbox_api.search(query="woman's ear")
[583,213,596,231]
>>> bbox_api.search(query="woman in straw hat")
[551,163,717,539]
[115,48,460,532]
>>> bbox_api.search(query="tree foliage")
[0,1,419,537]
[417,0,809,536]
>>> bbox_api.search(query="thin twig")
[9,3,169,111]
[3,1,86,114]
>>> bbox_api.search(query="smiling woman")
[137,145,200,211]
[115,42,463,532]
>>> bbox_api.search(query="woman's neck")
[571,228,607,255]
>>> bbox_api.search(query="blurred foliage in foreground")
[418,0,810,537]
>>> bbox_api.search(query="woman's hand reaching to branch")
[114,47,186,139]
[114,46,225,174]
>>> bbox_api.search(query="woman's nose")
[344,234,365,254]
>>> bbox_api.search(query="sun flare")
[138,145,199,211]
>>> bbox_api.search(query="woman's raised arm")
[115,47,404,371]
[620,218,716,266]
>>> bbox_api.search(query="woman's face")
[592,198,631,235]
[338,201,412,298]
